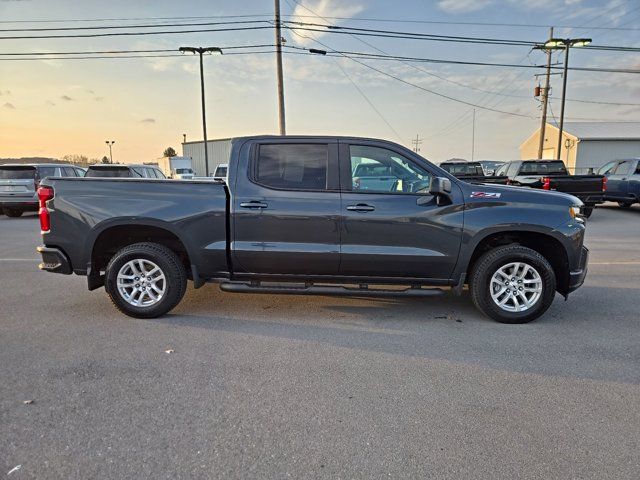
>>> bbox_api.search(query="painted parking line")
[589,261,640,265]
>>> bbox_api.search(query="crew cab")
[597,158,640,208]
[36,136,589,324]
[503,160,605,217]
[439,161,508,184]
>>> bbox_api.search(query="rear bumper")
[567,246,589,293]
[0,200,38,210]
[36,246,72,275]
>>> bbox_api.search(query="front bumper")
[36,246,72,275]
[567,246,589,293]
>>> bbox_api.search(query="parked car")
[36,135,589,324]
[85,164,166,179]
[502,160,605,217]
[477,160,506,176]
[440,161,508,184]
[597,158,640,208]
[0,163,85,217]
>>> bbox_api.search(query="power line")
[0,20,270,32]
[0,45,275,55]
[0,25,273,40]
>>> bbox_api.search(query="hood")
[460,182,582,207]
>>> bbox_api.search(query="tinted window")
[175,168,192,175]
[494,164,509,176]
[0,166,36,179]
[38,166,57,179]
[635,162,640,175]
[518,161,567,175]
[214,166,227,177]
[61,167,77,177]
[441,163,484,175]
[506,162,520,177]
[86,167,131,178]
[130,167,145,178]
[613,160,633,175]
[256,144,328,191]
[154,168,166,179]
[75,168,86,177]
[598,161,617,175]
[350,145,431,194]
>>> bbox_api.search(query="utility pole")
[274,0,286,135]
[105,140,115,163]
[556,46,570,162]
[471,109,476,161]
[411,134,422,153]
[537,27,553,159]
[179,46,222,176]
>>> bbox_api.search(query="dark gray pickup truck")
[37,136,589,324]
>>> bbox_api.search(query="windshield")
[0,166,37,179]
[85,167,131,178]
[519,161,567,175]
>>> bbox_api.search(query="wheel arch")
[463,228,571,295]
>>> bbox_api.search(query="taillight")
[542,177,551,190]
[38,186,54,233]
[602,176,607,192]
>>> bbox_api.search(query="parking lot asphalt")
[1,204,639,479]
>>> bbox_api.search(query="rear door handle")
[346,203,375,212]
[240,201,268,209]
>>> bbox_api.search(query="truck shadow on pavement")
[148,283,640,385]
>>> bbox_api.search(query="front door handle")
[346,203,375,212]
[240,201,268,209]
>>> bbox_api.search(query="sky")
[0,0,638,163]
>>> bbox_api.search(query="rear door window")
[0,166,37,179]
[154,169,166,179]
[61,167,77,177]
[255,144,329,191]
[613,160,633,175]
[38,166,58,179]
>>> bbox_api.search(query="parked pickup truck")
[503,160,605,217]
[597,158,640,208]
[439,161,508,184]
[36,136,589,324]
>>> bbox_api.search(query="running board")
[219,282,444,298]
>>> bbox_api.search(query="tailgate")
[548,176,604,194]
[0,166,36,198]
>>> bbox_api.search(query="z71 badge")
[470,191,501,198]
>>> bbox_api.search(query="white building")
[520,122,640,173]
[182,138,233,177]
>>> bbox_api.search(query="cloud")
[94,96,105,102]
[140,118,156,123]
[290,0,365,46]
[60,95,74,101]
[0,90,10,96]
[437,0,492,13]
[46,100,56,106]
[3,102,15,109]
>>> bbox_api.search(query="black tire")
[470,245,556,324]
[4,208,23,218]
[581,206,593,218]
[618,202,632,208]
[105,242,187,319]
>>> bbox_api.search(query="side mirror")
[428,177,453,206]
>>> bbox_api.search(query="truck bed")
[40,177,229,280]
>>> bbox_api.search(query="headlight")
[569,206,584,222]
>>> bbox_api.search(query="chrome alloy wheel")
[489,262,543,313]
[116,259,166,307]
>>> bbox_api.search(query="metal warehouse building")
[520,122,640,174]
[182,138,233,177]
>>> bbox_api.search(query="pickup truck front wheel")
[470,245,556,324]
[105,242,187,319]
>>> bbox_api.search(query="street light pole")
[537,37,591,162]
[557,45,570,161]
[274,0,286,135]
[105,140,115,163]
[179,46,222,176]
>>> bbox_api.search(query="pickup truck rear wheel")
[105,242,187,319]
[470,245,556,324]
